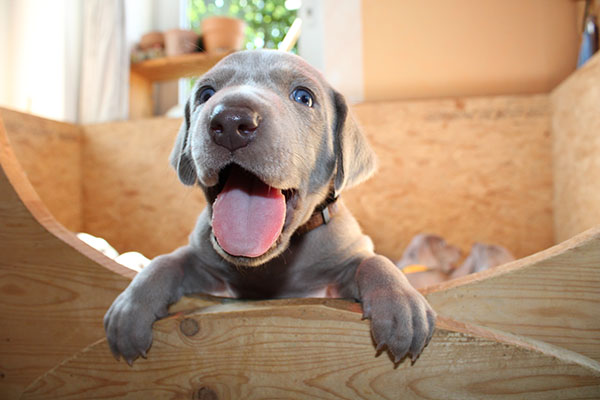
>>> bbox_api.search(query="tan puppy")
[397,234,462,289]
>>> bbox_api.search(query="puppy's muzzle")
[209,104,261,152]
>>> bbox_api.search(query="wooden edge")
[421,224,600,296]
[421,224,600,362]
[130,51,232,82]
[176,299,600,372]
[0,115,136,280]
[551,51,600,99]
[22,300,600,399]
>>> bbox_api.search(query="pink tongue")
[212,168,286,258]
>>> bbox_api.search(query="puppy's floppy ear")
[332,90,378,197]
[169,101,197,186]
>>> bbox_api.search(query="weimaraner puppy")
[450,242,515,279]
[104,50,436,365]
[397,234,462,289]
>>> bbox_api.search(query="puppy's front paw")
[362,285,436,363]
[103,291,162,365]
[356,256,437,363]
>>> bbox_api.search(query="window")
[178,0,300,108]
[187,0,300,51]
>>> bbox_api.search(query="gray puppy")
[104,50,436,365]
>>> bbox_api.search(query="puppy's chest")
[211,262,345,299]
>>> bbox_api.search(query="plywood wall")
[347,94,554,261]
[0,108,83,232]
[361,0,579,102]
[81,118,206,258]
[551,53,600,242]
[80,94,553,262]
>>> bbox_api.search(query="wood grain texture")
[348,95,553,261]
[551,52,600,242]
[425,225,600,363]
[0,108,83,232]
[0,120,133,400]
[81,118,206,258]
[21,301,600,400]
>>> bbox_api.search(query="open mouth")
[208,164,298,259]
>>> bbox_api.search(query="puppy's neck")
[295,194,339,235]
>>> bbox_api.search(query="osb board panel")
[82,118,206,258]
[82,95,552,261]
[551,53,600,242]
[0,124,131,400]
[0,108,83,232]
[347,94,553,261]
[22,303,600,399]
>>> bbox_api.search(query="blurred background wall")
[361,0,579,101]
[0,0,593,122]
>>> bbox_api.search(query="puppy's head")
[400,234,462,274]
[170,50,377,266]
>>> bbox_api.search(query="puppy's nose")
[209,105,260,152]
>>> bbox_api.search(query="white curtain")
[79,0,129,123]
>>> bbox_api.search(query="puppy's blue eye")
[196,86,216,105]
[291,88,314,107]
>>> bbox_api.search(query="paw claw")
[411,353,418,363]
[361,281,436,365]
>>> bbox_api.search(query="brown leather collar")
[295,198,339,235]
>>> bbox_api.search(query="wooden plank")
[424,225,600,362]
[551,52,600,242]
[0,119,133,400]
[81,118,206,258]
[349,94,553,261]
[0,108,83,232]
[21,301,600,399]
[130,52,230,82]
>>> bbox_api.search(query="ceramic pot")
[164,29,200,56]
[202,17,246,52]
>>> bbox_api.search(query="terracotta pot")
[164,29,200,56]
[202,17,246,52]
[139,31,165,50]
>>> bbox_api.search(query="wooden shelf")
[129,51,232,119]
[130,51,231,82]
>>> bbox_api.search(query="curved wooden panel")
[22,301,600,399]
[0,116,133,399]
[552,52,600,242]
[0,108,83,232]
[425,225,600,362]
